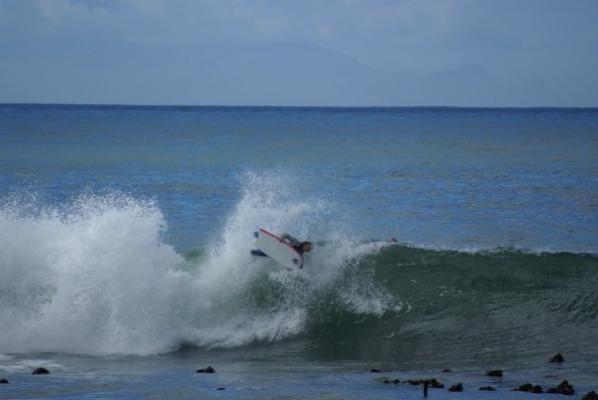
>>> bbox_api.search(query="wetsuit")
[280,233,303,253]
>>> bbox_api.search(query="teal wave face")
[216,243,598,366]
[292,246,598,367]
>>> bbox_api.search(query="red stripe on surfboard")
[258,228,302,258]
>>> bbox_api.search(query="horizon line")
[2,102,598,110]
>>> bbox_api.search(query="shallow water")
[2,351,598,399]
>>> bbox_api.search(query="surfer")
[251,231,312,258]
[280,233,313,255]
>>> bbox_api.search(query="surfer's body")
[280,233,313,255]
[251,229,312,268]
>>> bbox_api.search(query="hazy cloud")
[0,0,596,105]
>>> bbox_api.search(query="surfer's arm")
[280,233,300,246]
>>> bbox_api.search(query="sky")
[0,0,597,106]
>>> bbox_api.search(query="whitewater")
[0,173,400,355]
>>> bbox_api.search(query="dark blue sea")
[1,104,597,399]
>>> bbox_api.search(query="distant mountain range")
[0,41,587,106]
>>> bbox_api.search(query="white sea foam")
[0,174,396,355]
[0,193,188,355]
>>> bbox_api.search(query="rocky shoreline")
[1,352,597,399]
[369,353,597,399]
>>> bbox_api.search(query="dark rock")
[582,391,598,400]
[442,368,452,373]
[448,383,463,392]
[426,378,444,389]
[517,383,533,392]
[479,386,496,391]
[550,353,565,363]
[195,366,215,373]
[370,369,382,373]
[32,367,49,375]
[514,383,542,393]
[216,387,225,390]
[0,378,8,384]
[405,378,443,388]
[486,369,503,377]
[547,380,575,396]
[375,376,399,384]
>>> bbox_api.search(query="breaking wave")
[1,172,597,366]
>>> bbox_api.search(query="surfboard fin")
[251,249,268,257]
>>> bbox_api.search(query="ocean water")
[1,104,597,399]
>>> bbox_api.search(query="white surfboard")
[255,228,303,269]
